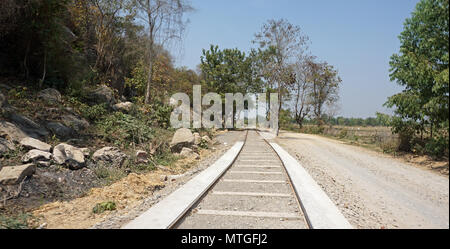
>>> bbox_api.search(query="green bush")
[80,104,108,121]
[148,103,173,128]
[425,136,449,159]
[0,213,31,229]
[97,112,153,147]
[92,201,116,214]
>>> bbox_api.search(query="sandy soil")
[275,131,449,229]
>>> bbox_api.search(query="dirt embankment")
[276,131,449,229]
[32,131,244,229]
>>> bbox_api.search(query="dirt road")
[275,131,449,229]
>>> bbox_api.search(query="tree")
[308,60,341,126]
[386,0,449,139]
[133,0,193,104]
[200,45,262,128]
[291,56,314,128]
[200,45,259,95]
[253,19,309,135]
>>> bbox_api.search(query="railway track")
[123,130,351,229]
[175,130,309,229]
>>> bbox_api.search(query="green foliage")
[67,97,108,121]
[97,112,153,147]
[147,103,173,129]
[92,201,116,214]
[386,0,449,146]
[125,60,148,97]
[200,45,262,95]
[0,213,32,229]
[425,136,449,159]
[81,104,108,121]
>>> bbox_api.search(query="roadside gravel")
[274,131,449,229]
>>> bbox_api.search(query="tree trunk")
[145,18,155,105]
[276,87,282,136]
[39,50,47,89]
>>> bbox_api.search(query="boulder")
[0,164,36,185]
[170,128,194,152]
[113,102,134,113]
[0,138,15,156]
[20,137,51,152]
[37,88,62,103]
[180,147,200,159]
[88,85,117,106]
[9,113,49,138]
[93,147,128,167]
[53,143,86,170]
[0,91,6,108]
[46,122,74,138]
[0,121,29,143]
[61,114,90,132]
[193,132,201,145]
[22,149,52,163]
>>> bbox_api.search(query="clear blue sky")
[173,0,420,118]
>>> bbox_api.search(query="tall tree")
[291,56,314,128]
[253,19,309,135]
[386,0,449,138]
[133,0,193,104]
[308,60,341,126]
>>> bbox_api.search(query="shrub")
[381,139,400,154]
[96,112,153,147]
[0,213,31,229]
[425,136,449,159]
[92,201,116,214]
[80,104,108,121]
[338,129,348,139]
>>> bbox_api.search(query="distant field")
[283,124,399,153]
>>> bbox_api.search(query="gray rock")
[53,143,86,170]
[20,137,51,152]
[93,147,128,167]
[0,137,15,156]
[113,102,134,113]
[0,121,28,143]
[46,122,74,138]
[0,91,6,108]
[22,149,52,163]
[180,147,193,157]
[193,132,201,145]
[0,164,36,185]
[170,128,194,152]
[61,114,90,132]
[37,88,62,103]
[36,161,51,167]
[9,113,49,138]
[88,85,117,106]
[180,147,200,159]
